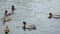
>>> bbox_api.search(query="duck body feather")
[23,23,36,30]
[25,24,36,29]
[52,14,60,19]
[3,17,11,22]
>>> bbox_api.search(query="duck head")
[5,10,8,17]
[23,21,26,25]
[5,10,7,13]
[12,5,14,8]
[5,10,7,14]
[48,13,52,19]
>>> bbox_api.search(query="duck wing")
[26,24,35,29]
[52,15,60,19]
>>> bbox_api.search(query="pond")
[0,0,60,34]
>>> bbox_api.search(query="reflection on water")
[16,26,20,28]
[2,22,5,25]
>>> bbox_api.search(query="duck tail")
[33,27,36,30]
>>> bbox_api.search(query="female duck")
[3,17,11,22]
[23,21,36,31]
[48,13,60,19]
[4,25,9,34]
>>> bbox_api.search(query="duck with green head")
[23,21,36,31]
[11,5,15,14]
[48,13,52,19]
[4,10,12,17]
[48,13,60,19]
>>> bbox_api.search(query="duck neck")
[50,14,52,17]
[5,12,7,16]
[24,24,26,26]
[49,13,52,19]
[5,10,7,17]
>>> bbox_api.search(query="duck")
[11,5,15,14]
[22,21,36,31]
[48,13,60,19]
[4,25,9,34]
[4,10,12,17]
[3,17,11,23]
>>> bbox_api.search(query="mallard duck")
[12,5,15,11]
[11,5,15,14]
[4,25,9,34]
[4,10,12,17]
[3,17,11,22]
[22,21,36,31]
[48,13,60,19]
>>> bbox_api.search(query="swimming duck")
[11,5,15,14]
[4,10,12,17]
[4,25,9,34]
[3,17,11,23]
[23,21,36,31]
[48,13,60,19]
